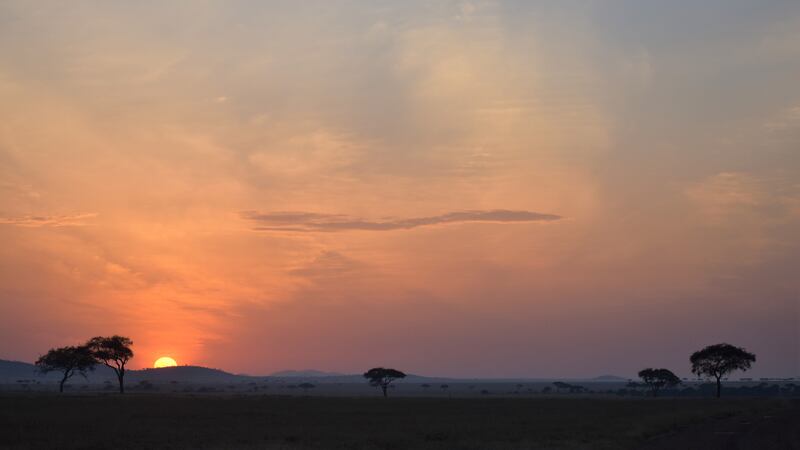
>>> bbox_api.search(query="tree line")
[36,336,133,393]
[635,342,756,398]
[364,342,756,399]
[36,338,755,398]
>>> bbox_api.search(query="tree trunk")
[716,376,721,398]
[381,385,387,397]
[59,370,71,393]
[118,373,125,394]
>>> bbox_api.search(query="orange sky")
[0,1,798,377]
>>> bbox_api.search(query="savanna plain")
[1,394,797,450]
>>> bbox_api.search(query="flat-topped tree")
[87,336,134,393]
[638,368,681,397]
[363,367,406,397]
[690,343,755,398]
[35,345,96,393]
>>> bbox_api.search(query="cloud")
[241,209,560,232]
[289,251,364,278]
[0,213,97,227]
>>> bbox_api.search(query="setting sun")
[153,357,178,369]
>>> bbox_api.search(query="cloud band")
[241,209,560,232]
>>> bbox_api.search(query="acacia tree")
[690,343,755,398]
[35,345,96,393]
[87,336,134,394]
[638,368,681,397]
[363,368,406,397]
[298,382,315,394]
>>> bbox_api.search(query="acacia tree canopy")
[637,368,681,397]
[35,345,96,393]
[363,367,406,397]
[86,335,134,394]
[690,343,755,398]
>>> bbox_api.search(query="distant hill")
[0,359,52,382]
[1,359,631,385]
[0,359,114,383]
[131,366,247,383]
[270,369,346,378]
[267,371,462,383]
[0,359,247,384]
[591,375,628,382]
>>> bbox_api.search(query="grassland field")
[1,394,796,450]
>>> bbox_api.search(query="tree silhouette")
[690,343,755,398]
[87,336,134,394]
[638,368,681,397]
[363,367,406,397]
[568,384,586,394]
[35,345,95,393]
[553,381,571,393]
[298,382,315,394]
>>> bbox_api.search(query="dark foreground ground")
[0,394,796,450]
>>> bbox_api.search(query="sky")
[0,1,798,378]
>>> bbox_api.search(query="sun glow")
[154,356,178,368]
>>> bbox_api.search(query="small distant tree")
[440,384,449,394]
[690,343,756,398]
[638,368,681,397]
[568,384,586,394]
[363,368,406,397]
[298,382,315,394]
[553,381,571,393]
[87,335,134,394]
[35,345,96,393]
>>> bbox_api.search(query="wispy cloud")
[289,251,364,278]
[0,213,97,227]
[241,209,560,232]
